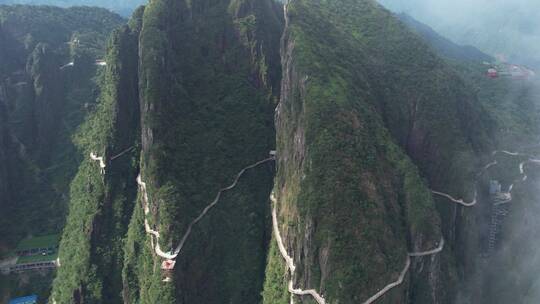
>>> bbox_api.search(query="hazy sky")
[1,0,538,65]
[378,0,540,68]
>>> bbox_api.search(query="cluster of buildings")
[1,234,60,274]
[486,62,536,80]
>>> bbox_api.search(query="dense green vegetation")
[0,5,123,55]
[0,4,124,302]
[263,0,500,303]
[50,8,142,303]
[2,1,539,303]
[261,236,290,304]
[0,3,124,252]
[452,63,540,147]
[402,14,540,304]
[121,0,282,302]
[397,13,540,148]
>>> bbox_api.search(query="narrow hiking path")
[359,149,540,302]
[431,191,477,207]
[362,236,443,304]
[110,146,134,161]
[60,60,106,69]
[271,193,326,304]
[408,238,445,257]
[137,156,276,261]
[362,258,411,304]
[90,147,135,176]
[432,150,540,207]
[90,152,106,175]
[168,157,276,258]
[270,193,444,304]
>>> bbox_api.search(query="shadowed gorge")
[0,6,124,301]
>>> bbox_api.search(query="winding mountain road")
[271,193,326,304]
[169,157,276,258]
[431,190,477,207]
[501,150,520,156]
[361,257,411,304]
[479,160,498,176]
[137,174,172,259]
[137,156,276,261]
[433,150,540,207]
[360,237,444,304]
[271,193,444,304]
[408,238,445,257]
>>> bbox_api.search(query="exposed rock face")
[51,9,144,303]
[27,42,65,163]
[9,1,539,304]
[122,0,283,303]
[264,1,494,303]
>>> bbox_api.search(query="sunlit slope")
[264,0,493,303]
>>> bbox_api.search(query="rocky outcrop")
[9,1,538,304]
[50,9,144,303]
[262,0,496,303]
[27,42,65,163]
[122,0,283,303]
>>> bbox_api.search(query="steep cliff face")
[0,5,125,303]
[50,8,143,303]
[122,0,283,303]
[28,42,66,163]
[263,1,495,303]
[5,1,538,303]
[0,6,124,254]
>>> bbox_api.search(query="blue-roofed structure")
[8,295,38,304]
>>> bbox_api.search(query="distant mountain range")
[397,13,494,63]
[379,0,540,69]
[0,0,146,15]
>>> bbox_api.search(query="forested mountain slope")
[3,0,540,303]
[51,0,283,303]
[0,4,124,301]
[51,8,143,303]
[0,5,123,250]
[264,0,496,303]
[378,0,540,69]
[397,13,493,63]
[126,0,282,302]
